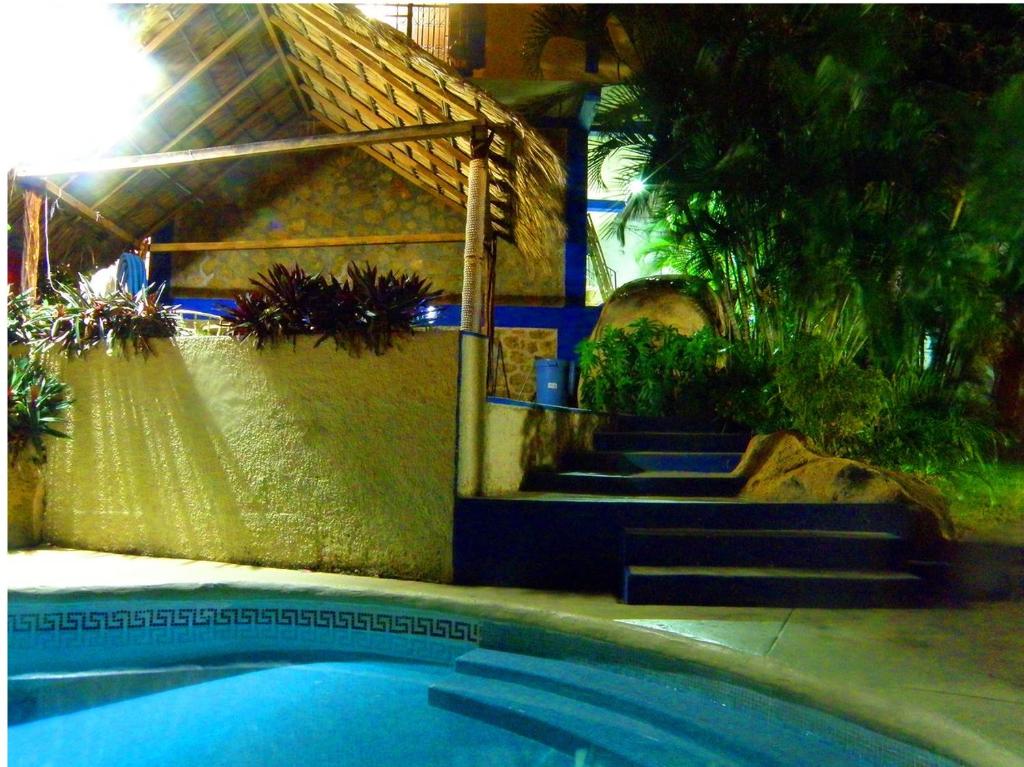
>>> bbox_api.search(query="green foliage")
[773,335,887,458]
[9,283,178,357]
[7,291,51,347]
[45,282,178,357]
[870,372,1004,476]
[223,262,442,354]
[578,321,723,418]
[8,355,71,463]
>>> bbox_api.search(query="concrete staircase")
[455,416,948,606]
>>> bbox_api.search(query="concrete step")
[428,673,723,767]
[522,470,746,497]
[594,431,752,453]
[623,565,924,606]
[454,496,921,591]
[623,528,906,569]
[561,451,744,474]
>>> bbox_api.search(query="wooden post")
[457,125,493,498]
[20,188,44,298]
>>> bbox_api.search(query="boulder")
[735,431,955,549]
[588,275,712,341]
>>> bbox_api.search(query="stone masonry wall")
[171,149,563,302]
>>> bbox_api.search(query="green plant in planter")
[347,262,442,354]
[223,262,441,354]
[46,282,178,357]
[8,355,71,463]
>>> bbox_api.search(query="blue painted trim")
[171,300,602,360]
[587,199,625,214]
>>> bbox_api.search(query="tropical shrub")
[223,262,441,353]
[577,321,723,419]
[870,372,1003,476]
[8,355,71,463]
[773,335,888,458]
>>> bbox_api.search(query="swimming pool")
[8,591,960,766]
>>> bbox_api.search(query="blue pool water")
[7,593,960,767]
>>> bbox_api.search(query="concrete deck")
[7,547,1024,767]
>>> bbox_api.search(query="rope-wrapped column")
[457,125,492,497]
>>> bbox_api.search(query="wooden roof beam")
[142,6,202,54]
[22,179,136,244]
[92,56,279,214]
[138,15,261,127]
[257,4,311,117]
[295,69,467,193]
[311,110,464,215]
[15,120,483,179]
[290,5,481,121]
[150,232,464,253]
[304,93,467,203]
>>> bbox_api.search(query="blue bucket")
[535,358,570,407]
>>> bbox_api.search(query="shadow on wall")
[519,407,599,473]
[42,334,460,582]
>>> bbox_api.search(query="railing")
[357,4,484,74]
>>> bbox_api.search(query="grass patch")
[938,462,1024,539]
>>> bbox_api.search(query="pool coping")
[7,549,1021,767]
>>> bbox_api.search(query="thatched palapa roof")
[9,4,566,274]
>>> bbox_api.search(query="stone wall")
[171,149,562,302]
[492,328,557,402]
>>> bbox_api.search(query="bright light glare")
[628,179,647,195]
[2,4,162,168]
[356,5,400,24]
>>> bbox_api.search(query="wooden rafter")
[15,120,483,179]
[310,110,464,216]
[137,16,261,128]
[283,6,473,167]
[150,232,464,252]
[142,6,202,54]
[91,56,279,214]
[25,179,136,243]
[257,4,310,117]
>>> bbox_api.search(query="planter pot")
[8,452,44,549]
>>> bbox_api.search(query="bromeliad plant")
[45,282,178,357]
[8,355,71,463]
[223,262,441,353]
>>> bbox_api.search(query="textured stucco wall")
[42,332,459,582]
[482,402,606,495]
[8,459,44,549]
[171,150,562,302]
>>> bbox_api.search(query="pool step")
[594,431,752,453]
[561,450,744,474]
[428,673,719,767]
[443,648,845,767]
[623,566,924,606]
[522,469,746,497]
[623,528,906,569]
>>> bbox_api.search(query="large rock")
[735,431,955,549]
[589,275,712,341]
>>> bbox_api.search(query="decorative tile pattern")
[8,606,479,643]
